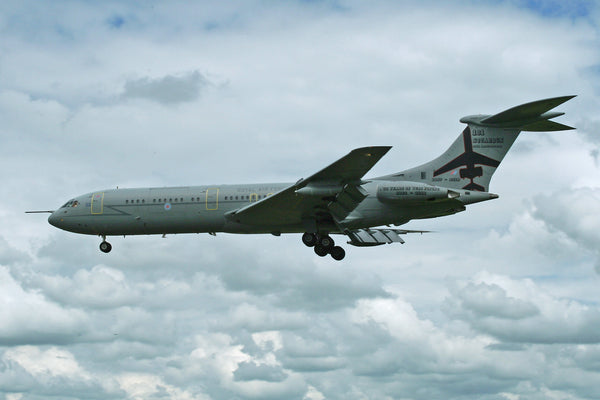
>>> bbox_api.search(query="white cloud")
[117,373,209,400]
[0,266,88,345]
[446,272,600,344]
[533,187,600,272]
[188,333,307,399]
[36,264,137,308]
[3,346,90,382]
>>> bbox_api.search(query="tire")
[318,235,334,250]
[330,246,345,261]
[100,241,112,253]
[302,232,317,247]
[314,244,329,257]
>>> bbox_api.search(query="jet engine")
[376,181,459,203]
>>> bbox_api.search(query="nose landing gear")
[99,236,112,253]
[302,233,346,261]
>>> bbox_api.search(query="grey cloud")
[233,362,288,382]
[591,148,599,166]
[121,71,208,105]
[208,254,391,311]
[576,117,600,163]
[0,236,30,265]
[477,314,600,344]
[446,274,600,344]
[33,265,139,309]
[449,281,539,320]
[533,187,600,273]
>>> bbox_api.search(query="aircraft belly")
[343,196,466,229]
[222,221,308,234]
[64,208,227,236]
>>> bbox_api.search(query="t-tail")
[381,96,576,192]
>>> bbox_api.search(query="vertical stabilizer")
[378,96,575,192]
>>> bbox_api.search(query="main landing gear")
[302,232,346,261]
[99,236,112,253]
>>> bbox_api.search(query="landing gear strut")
[302,233,345,260]
[99,236,112,253]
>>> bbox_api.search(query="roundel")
[164,203,172,211]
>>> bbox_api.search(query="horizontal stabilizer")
[480,95,575,124]
[460,95,576,131]
[520,119,575,132]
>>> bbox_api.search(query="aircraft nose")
[48,211,63,228]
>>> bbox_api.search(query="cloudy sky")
[1,0,600,399]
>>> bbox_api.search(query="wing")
[225,146,391,228]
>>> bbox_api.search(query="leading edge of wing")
[225,146,392,226]
[297,146,392,186]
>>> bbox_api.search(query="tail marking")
[433,127,500,191]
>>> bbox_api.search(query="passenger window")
[126,200,129,204]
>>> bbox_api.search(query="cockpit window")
[61,200,79,208]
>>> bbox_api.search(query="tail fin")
[382,96,575,192]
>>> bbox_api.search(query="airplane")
[28,96,575,260]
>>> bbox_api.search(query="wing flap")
[346,228,429,246]
[327,184,368,221]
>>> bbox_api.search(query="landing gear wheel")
[302,232,317,247]
[330,246,345,261]
[314,244,329,257]
[99,241,112,253]
[318,235,334,250]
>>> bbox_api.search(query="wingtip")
[354,146,392,157]
[554,94,577,104]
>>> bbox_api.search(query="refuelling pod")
[377,181,459,203]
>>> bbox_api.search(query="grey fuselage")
[48,180,495,237]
